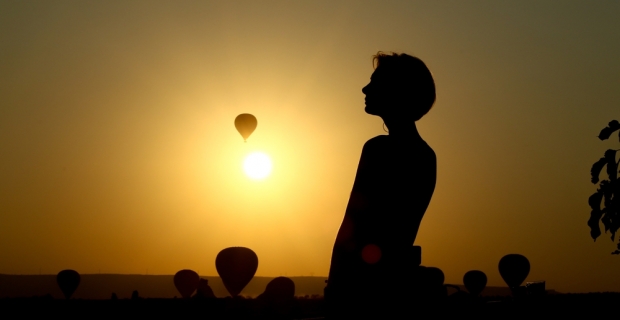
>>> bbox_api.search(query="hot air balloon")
[498,254,530,289]
[56,269,80,299]
[425,267,445,287]
[258,277,295,300]
[425,267,447,299]
[463,270,487,296]
[174,269,200,298]
[216,247,258,297]
[257,277,296,317]
[234,114,257,142]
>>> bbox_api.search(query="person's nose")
[362,83,370,95]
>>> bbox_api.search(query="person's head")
[362,52,435,121]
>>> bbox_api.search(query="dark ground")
[1,293,618,319]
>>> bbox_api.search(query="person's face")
[362,67,394,116]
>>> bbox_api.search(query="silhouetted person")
[194,279,216,299]
[325,52,437,318]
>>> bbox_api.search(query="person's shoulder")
[362,135,389,150]
[365,135,389,145]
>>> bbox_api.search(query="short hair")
[372,52,436,120]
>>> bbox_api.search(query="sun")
[243,152,272,180]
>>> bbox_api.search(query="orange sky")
[1,1,619,293]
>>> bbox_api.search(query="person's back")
[326,52,437,318]
[350,134,435,248]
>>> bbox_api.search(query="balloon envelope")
[463,270,487,296]
[498,254,530,288]
[261,276,295,299]
[426,267,445,287]
[216,247,258,297]
[234,114,257,142]
[56,269,80,299]
[174,269,200,298]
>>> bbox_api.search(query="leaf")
[588,209,602,240]
[602,212,611,232]
[609,209,620,242]
[590,158,607,184]
[588,191,603,211]
[598,120,620,140]
[599,179,611,190]
[600,180,613,209]
[604,150,618,181]
[606,207,620,241]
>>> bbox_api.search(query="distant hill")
[0,274,327,299]
[0,274,557,299]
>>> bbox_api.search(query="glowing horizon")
[0,1,619,293]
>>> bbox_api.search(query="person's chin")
[365,106,379,115]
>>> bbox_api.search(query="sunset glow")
[243,152,272,180]
[0,1,619,295]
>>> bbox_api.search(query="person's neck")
[383,116,422,140]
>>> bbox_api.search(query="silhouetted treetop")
[597,120,620,141]
[588,120,620,254]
